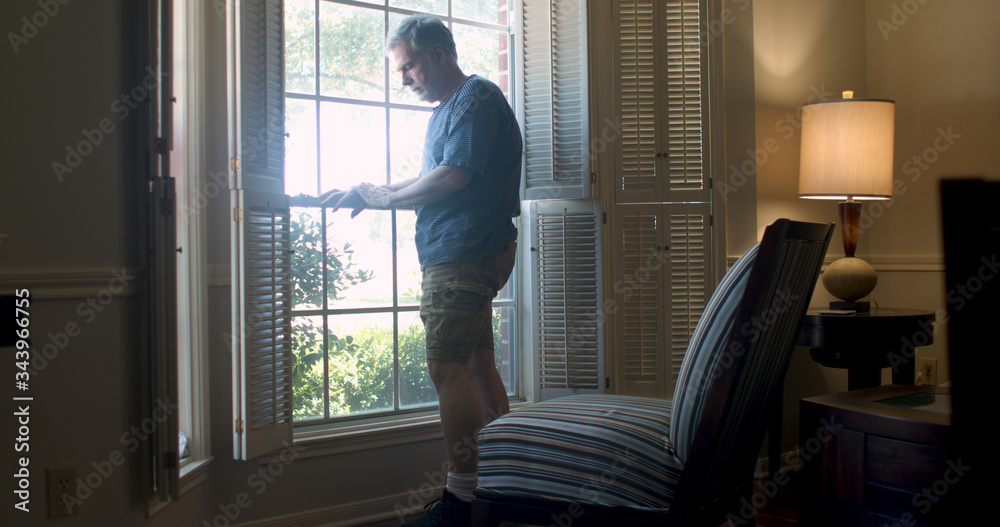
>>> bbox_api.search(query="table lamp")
[799,91,894,312]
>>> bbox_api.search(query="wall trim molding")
[727,254,945,272]
[0,267,144,300]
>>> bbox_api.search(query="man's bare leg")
[428,359,482,475]
[469,346,509,426]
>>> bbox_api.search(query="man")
[320,14,522,527]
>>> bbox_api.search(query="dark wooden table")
[796,308,937,390]
[799,385,954,526]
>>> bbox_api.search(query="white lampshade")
[798,97,895,200]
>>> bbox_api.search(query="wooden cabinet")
[799,386,960,527]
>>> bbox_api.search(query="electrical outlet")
[918,358,938,386]
[47,467,80,518]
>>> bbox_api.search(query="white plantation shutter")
[616,0,658,201]
[610,0,712,398]
[529,200,604,400]
[663,0,707,200]
[228,0,292,460]
[520,0,590,199]
[614,0,709,204]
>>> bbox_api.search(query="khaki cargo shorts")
[419,239,516,363]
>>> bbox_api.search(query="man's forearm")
[384,165,472,208]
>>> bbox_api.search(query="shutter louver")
[521,0,589,200]
[530,201,603,400]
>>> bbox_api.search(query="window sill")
[179,457,213,494]
[281,401,530,463]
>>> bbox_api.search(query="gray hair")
[385,15,457,59]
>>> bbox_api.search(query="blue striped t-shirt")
[414,75,523,269]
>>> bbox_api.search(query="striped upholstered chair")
[473,219,833,526]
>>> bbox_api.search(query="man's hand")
[319,183,394,218]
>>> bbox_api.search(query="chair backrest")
[669,219,833,523]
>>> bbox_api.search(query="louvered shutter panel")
[529,200,603,400]
[615,0,658,202]
[520,0,590,200]
[615,204,666,398]
[614,0,708,203]
[229,0,292,460]
[665,205,711,381]
[662,0,708,202]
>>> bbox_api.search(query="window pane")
[284,0,315,94]
[285,99,317,196]
[319,3,385,101]
[390,0,447,17]
[292,315,326,421]
[453,24,506,95]
[290,207,325,310]
[396,210,421,306]
[328,313,395,416]
[320,102,386,192]
[453,0,504,24]
[389,108,431,183]
[327,210,393,308]
[398,311,435,408]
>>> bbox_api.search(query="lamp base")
[822,256,878,305]
[829,300,872,313]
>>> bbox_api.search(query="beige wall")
[754,0,1000,460]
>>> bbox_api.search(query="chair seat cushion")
[477,394,682,511]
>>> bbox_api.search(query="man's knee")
[427,359,472,388]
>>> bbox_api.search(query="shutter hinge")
[602,212,607,224]
[591,172,596,184]
[709,177,713,189]
[710,214,714,227]
[231,156,241,171]
[235,419,244,434]
[605,377,610,390]
[233,207,243,222]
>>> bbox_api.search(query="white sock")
[446,471,477,503]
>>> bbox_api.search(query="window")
[281,0,518,426]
